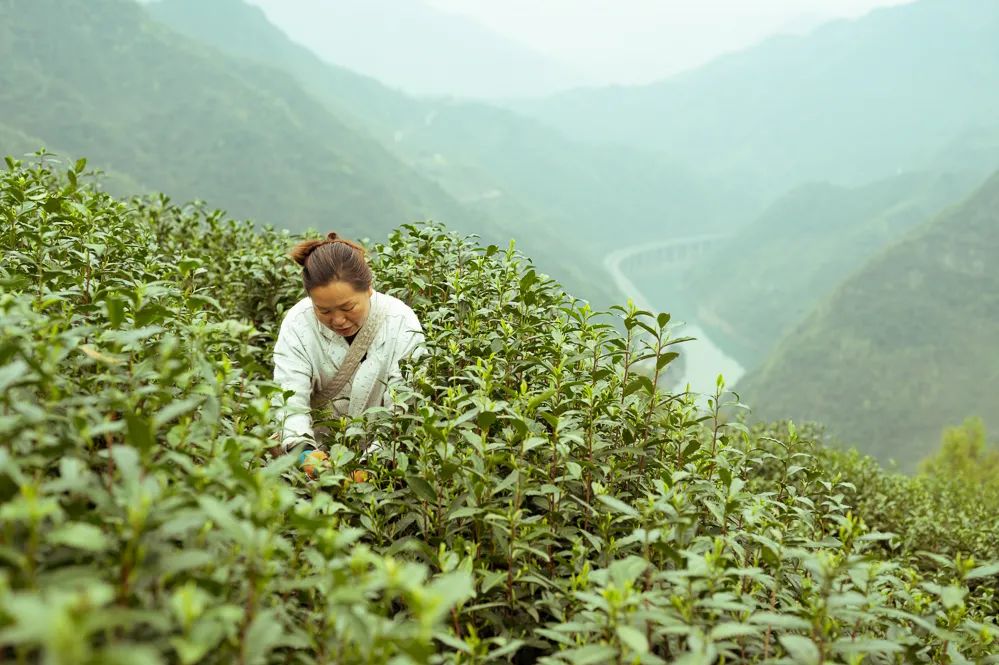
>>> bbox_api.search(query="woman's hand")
[298,450,369,483]
[299,449,329,478]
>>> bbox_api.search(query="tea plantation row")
[1,156,997,663]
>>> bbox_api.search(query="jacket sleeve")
[381,310,426,409]
[272,317,316,450]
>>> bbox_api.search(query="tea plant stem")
[583,342,600,527]
[506,516,517,605]
[238,563,258,665]
[83,247,92,304]
[638,332,667,475]
[620,322,634,408]
[104,412,117,490]
[762,583,778,659]
[707,380,724,479]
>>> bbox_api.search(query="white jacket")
[272,290,424,449]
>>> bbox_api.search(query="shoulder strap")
[311,295,387,409]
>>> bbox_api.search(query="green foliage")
[0,158,468,664]
[921,418,999,486]
[661,171,984,367]
[749,421,999,577]
[2,159,999,662]
[740,169,999,470]
[146,0,747,311]
[0,0,470,239]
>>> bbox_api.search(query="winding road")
[602,234,745,395]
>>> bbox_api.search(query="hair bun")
[288,239,325,266]
[326,232,339,242]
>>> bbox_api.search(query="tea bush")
[1,156,997,663]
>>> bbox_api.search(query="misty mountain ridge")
[515,0,999,203]
[147,0,754,309]
[738,168,999,470]
[0,0,480,240]
[241,0,586,99]
[5,0,997,476]
[678,167,991,368]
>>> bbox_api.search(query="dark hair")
[289,232,372,293]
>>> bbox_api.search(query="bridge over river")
[602,234,745,396]
[603,234,729,310]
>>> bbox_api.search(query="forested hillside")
[4,0,748,309]
[3,157,998,663]
[146,0,753,305]
[681,170,981,367]
[0,0,467,238]
[518,0,999,201]
[739,169,999,469]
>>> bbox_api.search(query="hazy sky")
[425,0,916,85]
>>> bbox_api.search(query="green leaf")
[426,571,475,622]
[527,387,556,411]
[94,645,163,665]
[748,612,811,630]
[656,351,679,371]
[561,644,618,665]
[709,622,760,641]
[779,635,820,665]
[596,494,639,518]
[244,609,284,665]
[521,436,547,454]
[111,446,141,485]
[434,631,472,653]
[125,411,154,452]
[477,411,496,430]
[178,258,202,275]
[939,585,967,609]
[0,360,30,393]
[105,325,164,347]
[479,570,506,594]
[623,375,653,398]
[672,653,714,665]
[616,624,648,654]
[966,562,999,580]
[607,556,648,585]
[519,270,538,292]
[448,506,481,520]
[831,638,904,655]
[159,550,216,578]
[681,439,702,458]
[106,296,126,328]
[406,475,437,502]
[152,397,203,429]
[49,522,109,552]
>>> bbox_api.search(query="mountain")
[681,170,984,368]
[0,0,470,240]
[241,0,584,99]
[738,169,999,469]
[516,0,999,202]
[144,0,412,131]
[146,0,757,307]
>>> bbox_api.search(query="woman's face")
[309,281,373,337]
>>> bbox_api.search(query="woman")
[272,232,424,455]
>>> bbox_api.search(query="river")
[603,240,746,398]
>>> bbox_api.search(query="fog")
[425,0,917,87]
[247,0,915,95]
